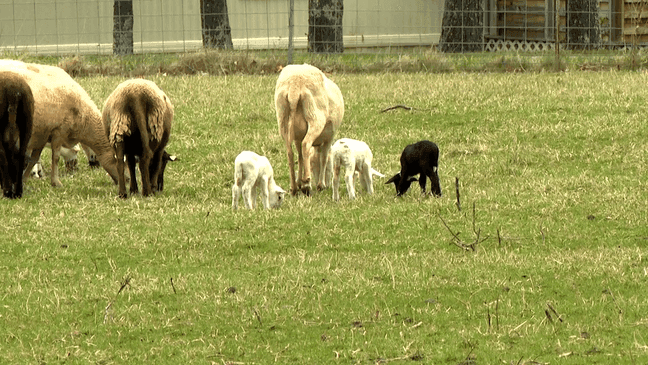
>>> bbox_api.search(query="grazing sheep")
[103,78,173,198]
[232,151,285,210]
[326,138,384,201]
[30,160,43,179]
[30,144,102,178]
[0,60,120,187]
[386,140,442,197]
[274,64,344,196]
[0,71,34,198]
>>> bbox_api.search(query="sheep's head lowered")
[386,140,442,197]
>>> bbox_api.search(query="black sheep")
[386,140,442,197]
[0,71,34,199]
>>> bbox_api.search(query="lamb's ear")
[385,173,400,185]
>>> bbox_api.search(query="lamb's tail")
[371,168,385,178]
[233,159,244,187]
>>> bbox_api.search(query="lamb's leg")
[426,167,442,197]
[344,160,356,200]
[251,184,258,209]
[231,183,241,210]
[22,148,43,181]
[418,173,427,196]
[332,157,341,201]
[126,154,138,195]
[81,144,100,168]
[242,180,256,209]
[49,139,64,187]
[115,142,128,198]
[260,177,271,209]
[362,162,374,195]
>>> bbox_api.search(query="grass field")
[2,67,648,364]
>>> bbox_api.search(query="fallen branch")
[439,215,477,251]
[455,177,461,212]
[380,104,413,113]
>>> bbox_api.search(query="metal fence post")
[288,0,295,65]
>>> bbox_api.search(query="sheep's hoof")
[316,183,326,192]
[300,186,312,196]
[290,188,300,196]
[118,193,127,199]
[51,180,63,188]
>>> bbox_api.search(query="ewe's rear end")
[103,79,173,198]
[274,64,344,196]
[0,71,34,198]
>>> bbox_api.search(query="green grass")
[6,47,648,76]
[2,69,648,364]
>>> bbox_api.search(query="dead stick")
[439,216,463,243]
[170,277,177,294]
[380,104,413,113]
[455,177,461,211]
[547,303,563,322]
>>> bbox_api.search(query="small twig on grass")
[170,277,177,294]
[438,214,487,252]
[455,177,461,212]
[380,104,414,113]
[547,302,563,322]
[254,308,263,326]
[438,215,470,251]
[495,295,500,331]
[104,276,131,324]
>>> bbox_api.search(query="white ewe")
[274,64,344,196]
[232,151,285,210]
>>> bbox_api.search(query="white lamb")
[232,151,286,210]
[327,138,384,201]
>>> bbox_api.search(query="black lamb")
[386,140,442,197]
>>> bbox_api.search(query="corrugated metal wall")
[0,0,441,55]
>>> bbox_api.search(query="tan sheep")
[102,78,173,198]
[0,59,119,187]
[274,64,344,196]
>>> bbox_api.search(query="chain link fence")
[1,0,647,66]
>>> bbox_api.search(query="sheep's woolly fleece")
[104,79,172,147]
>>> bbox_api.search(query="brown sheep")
[0,60,120,187]
[274,64,344,196]
[102,79,173,198]
[0,71,34,198]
